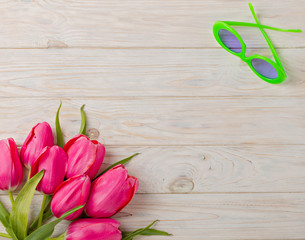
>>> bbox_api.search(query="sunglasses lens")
[251,58,278,79]
[218,29,242,53]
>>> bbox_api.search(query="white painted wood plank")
[0,98,303,146]
[0,0,303,48]
[1,193,305,240]
[3,145,305,194]
[102,146,305,193]
[0,49,304,98]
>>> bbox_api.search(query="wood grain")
[0,49,304,98]
[0,98,304,146]
[2,145,305,195]
[1,193,305,240]
[101,145,305,194]
[0,0,303,48]
[0,0,304,239]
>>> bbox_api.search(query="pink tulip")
[66,218,122,240]
[20,122,54,168]
[51,175,91,220]
[0,138,23,191]
[64,134,105,179]
[85,164,138,218]
[30,146,67,195]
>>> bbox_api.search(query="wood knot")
[47,39,68,48]
[87,128,100,140]
[169,177,194,193]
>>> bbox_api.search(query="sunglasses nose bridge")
[242,55,252,64]
[239,51,248,62]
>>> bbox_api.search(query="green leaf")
[79,104,86,135]
[139,228,172,236]
[122,220,173,240]
[25,205,84,240]
[93,153,140,180]
[0,232,11,238]
[5,228,18,240]
[10,170,44,240]
[122,220,172,240]
[0,200,10,228]
[0,200,18,240]
[28,208,53,234]
[55,101,64,148]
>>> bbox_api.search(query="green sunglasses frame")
[213,3,302,84]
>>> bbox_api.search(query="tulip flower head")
[0,104,170,240]
[51,174,91,220]
[30,145,67,195]
[85,164,139,218]
[66,218,122,240]
[64,134,105,179]
[20,122,54,168]
[0,138,23,191]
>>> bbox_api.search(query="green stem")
[8,192,14,205]
[0,233,11,238]
[27,168,31,182]
[28,195,53,234]
[37,195,47,228]
[28,209,53,234]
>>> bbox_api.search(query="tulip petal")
[30,147,49,178]
[0,138,23,191]
[20,122,54,168]
[85,165,138,218]
[8,138,23,189]
[67,219,122,240]
[20,123,40,165]
[63,134,84,152]
[51,175,91,220]
[31,146,67,195]
[115,176,139,214]
[0,140,13,191]
[86,141,105,179]
[65,135,97,179]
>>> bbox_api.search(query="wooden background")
[0,0,305,239]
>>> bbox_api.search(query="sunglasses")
[213,3,302,84]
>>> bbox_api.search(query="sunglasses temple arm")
[248,3,285,72]
[223,21,302,33]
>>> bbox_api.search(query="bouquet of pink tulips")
[0,103,170,240]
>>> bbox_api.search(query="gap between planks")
[0,47,303,50]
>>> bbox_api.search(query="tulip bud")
[20,122,54,168]
[64,134,105,179]
[0,138,23,191]
[30,146,67,195]
[85,164,138,218]
[66,218,122,240]
[51,175,91,220]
